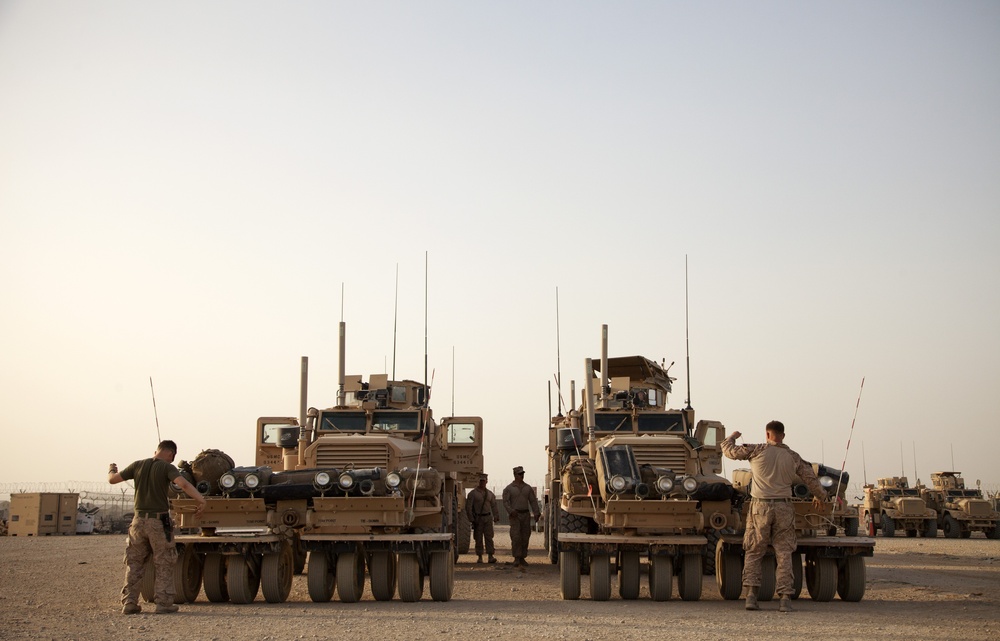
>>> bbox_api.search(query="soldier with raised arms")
[721,421,827,613]
[109,440,206,614]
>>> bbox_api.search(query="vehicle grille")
[968,500,991,517]
[631,446,690,474]
[899,498,925,514]
[315,443,390,469]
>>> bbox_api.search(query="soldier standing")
[502,466,540,567]
[466,473,499,563]
[109,440,206,614]
[721,421,827,613]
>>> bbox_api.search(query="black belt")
[512,509,530,514]
[753,498,791,503]
[135,511,167,518]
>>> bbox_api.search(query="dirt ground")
[1,527,998,641]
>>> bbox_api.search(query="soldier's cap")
[513,466,525,475]
[479,473,488,481]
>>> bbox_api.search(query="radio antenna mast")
[556,286,563,416]
[393,263,399,381]
[424,252,429,408]
[149,377,161,442]
[834,377,865,505]
[684,255,692,410]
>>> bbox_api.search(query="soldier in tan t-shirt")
[722,420,827,613]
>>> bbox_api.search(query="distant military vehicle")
[857,477,937,538]
[545,325,739,601]
[169,322,484,604]
[718,465,874,602]
[920,472,1000,539]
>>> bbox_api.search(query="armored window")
[319,412,367,432]
[447,422,476,444]
[637,413,685,433]
[372,411,420,432]
[390,386,407,403]
[594,412,632,432]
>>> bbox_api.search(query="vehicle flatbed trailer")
[715,533,876,602]
[556,532,708,601]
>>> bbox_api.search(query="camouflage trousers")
[509,511,532,561]
[122,515,177,607]
[472,516,496,556]
[742,500,797,597]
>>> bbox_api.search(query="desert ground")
[1,527,998,641]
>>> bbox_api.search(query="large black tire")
[837,555,866,602]
[456,510,472,555]
[369,551,396,601]
[226,554,260,604]
[140,558,156,603]
[758,554,776,602]
[202,553,228,603]
[715,543,741,601]
[547,501,558,565]
[559,509,592,574]
[589,553,612,601]
[844,517,859,537]
[651,554,675,602]
[174,546,203,604]
[943,514,961,539]
[429,551,454,602]
[703,529,723,575]
[307,550,335,602]
[677,553,702,601]
[805,556,837,602]
[559,550,581,600]
[618,550,640,600]
[923,518,938,539]
[791,551,803,599]
[397,552,424,602]
[261,545,293,604]
[881,514,896,537]
[988,523,1000,540]
[336,551,365,603]
[906,529,917,538]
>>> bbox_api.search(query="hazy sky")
[2,2,998,496]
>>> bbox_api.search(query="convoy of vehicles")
[857,476,938,538]
[920,472,1000,539]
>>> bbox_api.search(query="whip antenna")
[556,286,563,415]
[393,264,399,381]
[684,255,692,410]
[149,377,161,442]
[834,377,865,506]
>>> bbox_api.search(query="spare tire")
[191,449,236,495]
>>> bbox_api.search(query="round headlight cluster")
[244,473,261,489]
[386,472,401,489]
[314,471,332,489]
[681,476,699,494]
[819,475,835,488]
[338,472,355,490]
[656,476,674,494]
[220,473,237,490]
[609,475,628,493]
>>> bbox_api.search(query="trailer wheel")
[651,554,675,601]
[618,550,640,600]
[844,517,859,537]
[307,550,335,602]
[226,554,260,604]
[397,552,424,602]
[805,555,837,602]
[703,528,723,575]
[174,545,203,604]
[140,558,156,603]
[456,510,472,555]
[336,551,365,603]
[943,514,961,539]
[429,550,454,602]
[559,550,581,600]
[369,551,396,601]
[837,554,866,602]
[881,514,896,537]
[791,552,803,599]
[203,553,228,602]
[261,544,293,603]
[560,509,592,574]
[589,553,612,601]
[677,553,702,601]
[715,542,740,601]
[758,554,776,602]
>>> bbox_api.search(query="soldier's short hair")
[157,440,178,455]
[765,421,785,435]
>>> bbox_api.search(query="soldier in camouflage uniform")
[466,473,499,563]
[502,466,540,567]
[722,421,826,613]
[109,440,206,614]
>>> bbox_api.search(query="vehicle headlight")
[338,472,355,490]
[656,476,674,494]
[681,476,699,494]
[609,475,628,493]
[244,473,261,489]
[314,471,331,488]
[220,473,237,490]
[819,475,835,488]
[385,472,401,489]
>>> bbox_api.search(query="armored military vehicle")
[169,322,484,604]
[717,465,875,603]
[857,477,937,538]
[920,472,1000,539]
[545,325,738,601]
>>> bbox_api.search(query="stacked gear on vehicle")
[545,325,740,602]
[161,321,484,605]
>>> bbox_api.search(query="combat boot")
[121,603,141,615]
[744,586,759,611]
[779,596,793,612]
[155,604,179,614]
[488,555,497,564]
[477,555,484,564]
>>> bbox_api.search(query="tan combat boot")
[745,586,759,611]
[121,603,141,615]
[779,596,793,612]
[155,603,179,614]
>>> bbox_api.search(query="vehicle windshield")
[637,413,684,433]
[319,411,367,432]
[594,412,632,433]
[884,488,920,496]
[946,489,981,499]
[372,411,421,432]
